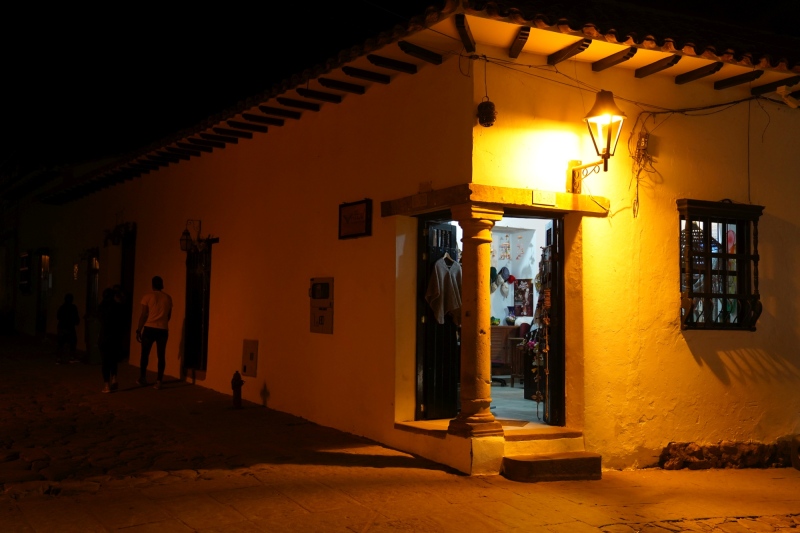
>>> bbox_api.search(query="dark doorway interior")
[183,244,214,371]
[416,216,461,420]
[415,212,566,426]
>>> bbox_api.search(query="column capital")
[450,203,504,223]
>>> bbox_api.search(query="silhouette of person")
[135,276,172,389]
[56,293,80,364]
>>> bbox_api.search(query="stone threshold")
[395,419,582,441]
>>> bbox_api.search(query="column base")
[448,414,504,438]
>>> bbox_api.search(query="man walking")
[136,276,172,389]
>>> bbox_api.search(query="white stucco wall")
[17,54,474,450]
[13,25,800,471]
[471,44,800,468]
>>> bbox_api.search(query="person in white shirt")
[135,276,173,389]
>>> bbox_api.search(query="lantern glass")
[584,90,626,162]
[180,229,192,252]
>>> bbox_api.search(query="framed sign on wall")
[338,199,372,239]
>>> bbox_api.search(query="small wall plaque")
[339,199,372,239]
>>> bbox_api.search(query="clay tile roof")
[465,0,800,70]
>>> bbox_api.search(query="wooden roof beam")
[242,113,285,126]
[213,127,253,139]
[367,54,417,74]
[455,13,476,53]
[508,26,530,59]
[675,62,723,84]
[296,88,342,103]
[276,97,320,111]
[258,105,301,119]
[139,157,169,167]
[189,137,226,149]
[200,132,239,144]
[147,154,178,165]
[635,55,681,78]
[751,75,800,96]
[548,38,591,65]
[398,41,443,65]
[592,46,637,72]
[156,150,189,161]
[342,66,391,84]
[714,70,764,90]
[166,146,202,157]
[227,120,268,133]
[318,77,366,94]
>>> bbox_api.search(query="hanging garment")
[425,257,462,325]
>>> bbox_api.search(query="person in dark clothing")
[56,293,80,364]
[98,288,124,392]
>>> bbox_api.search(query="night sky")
[2,2,440,173]
[2,1,797,177]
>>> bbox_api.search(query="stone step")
[501,451,602,482]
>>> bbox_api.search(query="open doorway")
[416,213,565,426]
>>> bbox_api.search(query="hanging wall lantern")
[584,90,626,171]
[179,229,193,252]
[477,97,497,127]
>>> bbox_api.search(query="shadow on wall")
[683,214,800,386]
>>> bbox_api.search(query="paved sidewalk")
[1,334,800,532]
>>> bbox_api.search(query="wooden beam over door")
[380,183,610,218]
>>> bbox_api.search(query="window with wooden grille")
[678,199,764,331]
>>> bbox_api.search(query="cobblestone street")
[2,334,800,532]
